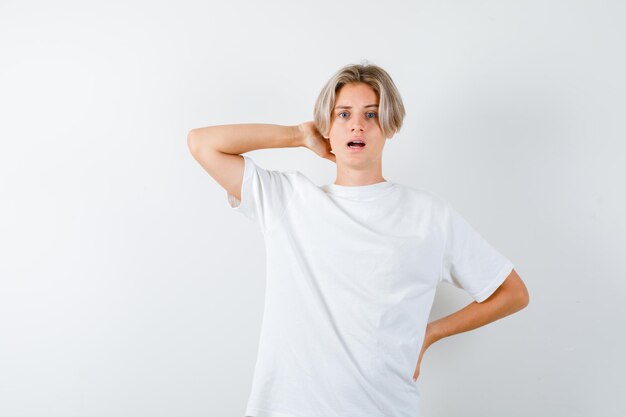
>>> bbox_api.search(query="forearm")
[187,123,303,156]
[428,302,505,344]
[427,284,528,345]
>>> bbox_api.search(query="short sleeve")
[439,202,514,303]
[226,155,296,235]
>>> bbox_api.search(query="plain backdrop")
[1,1,624,416]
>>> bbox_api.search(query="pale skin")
[187,81,530,382]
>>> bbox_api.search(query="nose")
[351,114,366,133]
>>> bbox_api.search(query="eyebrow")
[334,104,379,109]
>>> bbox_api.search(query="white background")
[1,1,624,416]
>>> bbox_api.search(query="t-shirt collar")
[324,180,395,198]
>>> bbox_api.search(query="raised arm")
[187,122,335,201]
[187,124,303,201]
[188,123,303,156]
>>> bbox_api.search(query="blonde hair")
[313,62,406,139]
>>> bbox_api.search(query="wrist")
[426,321,444,345]
[291,124,305,148]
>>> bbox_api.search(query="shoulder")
[242,155,304,188]
[393,182,448,210]
[390,183,452,231]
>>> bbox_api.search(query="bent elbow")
[518,286,530,310]
[187,129,198,155]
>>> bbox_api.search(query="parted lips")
[347,139,366,148]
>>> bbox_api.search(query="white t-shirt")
[227,155,514,417]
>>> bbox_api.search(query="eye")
[367,112,377,118]
[338,111,349,118]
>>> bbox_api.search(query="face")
[326,82,390,166]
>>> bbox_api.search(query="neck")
[334,161,385,186]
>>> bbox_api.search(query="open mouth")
[347,140,366,148]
